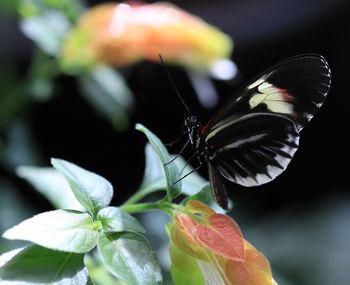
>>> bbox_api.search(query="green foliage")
[19,9,70,56]
[140,143,168,193]
[98,233,162,285]
[133,132,226,211]
[97,207,145,234]
[0,1,19,15]
[16,166,84,210]
[169,243,206,285]
[51,158,113,217]
[1,158,164,285]
[84,254,125,285]
[26,49,59,101]
[123,127,222,213]
[18,0,84,23]
[0,246,89,284]
[3,209,100,253]
[136,124,182,200]
[78,66,134,131]
[1,125,221,284]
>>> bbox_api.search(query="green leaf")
[123,143,167,205]
[170,243,205,285]
[3,209,99,253]
[182,182,211,205]
[184,184,232,213]
[16,166,84,211]
[136,124,182,200]
[97,207,145,234]
[0,245,89,284]
[51,158,113,217]
[84,254,126,285]
[141,143,167,190]
[19,10,71,56]
[79,66,134,131]
[98,232,162,285]
[0,248,25,268]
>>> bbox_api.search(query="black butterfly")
[181,54,331,209]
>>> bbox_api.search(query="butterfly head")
[184,115,202,147]
[184,115,200,128]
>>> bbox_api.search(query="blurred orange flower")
[60,2,233,73]
[169,200,278,285]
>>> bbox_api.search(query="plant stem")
[121,201,182,215]
[123,184,163,206]
[120,202,161,214]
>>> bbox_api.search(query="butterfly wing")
[201,54,330,208]
[206,113,299,208]
[206,111,299,185]
[201,54,331,134]
[208,163,229,209]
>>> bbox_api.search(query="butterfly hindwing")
[208,163,229,209]
[202,54,331,133]
[206,113,300,188]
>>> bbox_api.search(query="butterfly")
[182,54,331,209]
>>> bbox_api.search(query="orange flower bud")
[169,200,278,285]
[60,2,233,74]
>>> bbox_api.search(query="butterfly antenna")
[159,54,191,114]
[135,92,183,115]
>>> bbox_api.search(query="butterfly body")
[183,54,331,209]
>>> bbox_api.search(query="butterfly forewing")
[206,113,299,188]
[202,54,331,134]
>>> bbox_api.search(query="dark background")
[1,0,349,212]
[1,0,350,284]
[24,0,350,214]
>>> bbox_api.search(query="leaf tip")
[15,166,26,178]
[50,157,60,166]
[2,228,15,240]
[51,158,70,172]
[135,123,145,132]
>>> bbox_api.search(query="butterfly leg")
[179,152,198,175]
[171,159,203,186]
[164,139,190,165]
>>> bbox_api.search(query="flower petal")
[196,214,245,261]
[186,200,216,219]
[171,214,208,260]
[61,2,233,72]
[225,241,274,285]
